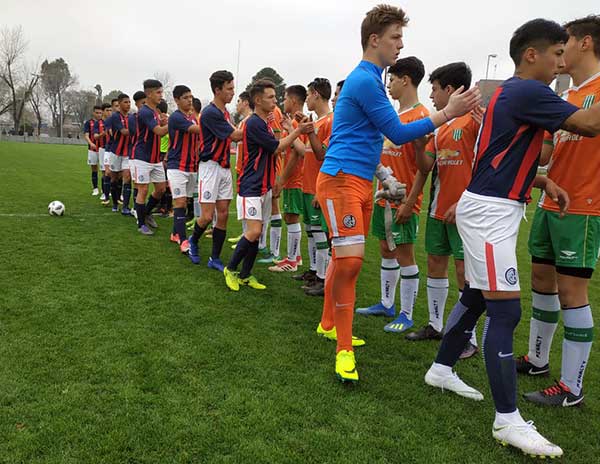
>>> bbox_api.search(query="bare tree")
[94,84,102,105]
[65,89,96,129]
[0,26,40,131]
[29,83,44,135]
[153,71,174,110]
[41,58,77,137]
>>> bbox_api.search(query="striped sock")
[526,290,560,368]
[381,258,400,309]
[400,265,419,319]
[561,305,593,396]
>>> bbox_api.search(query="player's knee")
[428,254,449,277]
[531,260,557,293]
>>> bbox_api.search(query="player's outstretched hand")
[545,179,570,218]
[445,86,482,119]
[293,111,307,123]
[299,121,315,134]
[281,114,293,133]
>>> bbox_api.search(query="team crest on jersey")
[343,214,356,229]
[248,207,257,217]
[452,129,463,141]
[174,188,181,196]
[203,191,212,200]
[583,95,596,109]
[505,268,518,286]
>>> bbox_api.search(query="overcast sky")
[2,0,597,110]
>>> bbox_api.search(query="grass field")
[0,140,598,463]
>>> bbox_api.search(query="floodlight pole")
[486,54,498,80]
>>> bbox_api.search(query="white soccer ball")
[48,200,65,216]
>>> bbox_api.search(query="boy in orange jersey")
[517,16,600,407]
[402,62,480,359]
[355,57,429,325]
[269,85,307,272]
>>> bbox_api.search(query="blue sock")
[145,194,160,216]
[173,208,187,242]
[133,187,138,202]
[135,202,146,228]
[240,240,259,279]
[435,285,486,367]
[483,298,521,413]
[211,227,226,260]
[123,182,131,209]
[111,181,119,207]
[191,222,206,244]
[103,176,111,199]
[92,171,98,188]
[228,236,251,271]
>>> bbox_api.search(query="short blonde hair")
[361,4,409,51]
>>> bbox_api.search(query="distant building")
[477,79,503,106]
[554,74,571,94]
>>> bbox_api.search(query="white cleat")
[100,193,107,201]
[493,421,563,459]
[425,366,484,401]
[92,188,99,196]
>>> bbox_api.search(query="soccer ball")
[48,200,65,216]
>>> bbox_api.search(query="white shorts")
[131,159,167,184]
[109,153,130,172]
[167,169,197,199]
[103,150,111,167]
[237,190,273,222]
[197,160,233,203]
[456,190,526,292]
[87,150,99,166]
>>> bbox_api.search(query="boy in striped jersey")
[83,105,103,196]
[108,93,133,214]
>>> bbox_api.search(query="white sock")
[313,228,328,279]
[561,305,593,396]
[470,322,478,347]
[307,227,316,272]
[494,409,525,426]
[427,277,449,332]
[400,265,419,319]
[270,214,282,257]
[431,362,453,375]
[259,220,268,250]
[287,222,302,261]
[527,291,560,368]
[381,258,401,309]
[193,194,200,218]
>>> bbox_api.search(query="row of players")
[82,9,600,457]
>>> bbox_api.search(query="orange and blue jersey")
[134,104,162,163]
[83,118,101,152]
[469,77,578,203]
[112,112,130,157]
[198,103,234,169]
[167,110,198,173]
[238,114,279,197]
[321,60,435,181]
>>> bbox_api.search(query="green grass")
[0,140,598,463]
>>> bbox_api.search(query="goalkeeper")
[314,4,481,384]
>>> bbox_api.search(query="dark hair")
[286,85,307,103]
[238,91,250,103]
[133,91,146,102]
[564,15,600,59]
[157,99,168,114]
[509,19,569,66]
[173,85,191,99]
[117,93,129,102]
[337,80,345,90]
[101,103,111,110]
[429,62,472,91]
[111,98,119,105]
[389,56,425,86]
[210,70,234,93]
[93,105,102,111]
[308,77,332,100]
[143,79,163,90]
[250,79,276,105]
[361,4,408,51]
[192,97,202,113]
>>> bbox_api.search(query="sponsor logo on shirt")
[557,130,584,144]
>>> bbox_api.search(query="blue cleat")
[207,257,225,272]
[111,206,119,213]
[121,207,132,216]
[355,302,396,317]
[384,312,414,333]
[188,239,200,265]
[138,224,154,236]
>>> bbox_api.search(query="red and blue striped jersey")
[167,110,198,172]
[128,113,138,159]
[83,118,101,151]
[133,105,162,163]
[112,112,130,157]
[238,114,279,197]
[469,77,578,203]
[198,103,234,169]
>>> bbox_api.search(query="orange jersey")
[235,116,250,176]
[542,73,600,215]
[268,107,284,176]
[303,112,333,194]
[281,119,305,189]
[377,103,430,212]
[426,113,480,220]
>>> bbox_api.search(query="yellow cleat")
[335,350,359,383]
[238,275,266,290]
[316,323,366,347]
[224,267,240,291]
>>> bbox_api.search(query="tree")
[154,71,174,110]
[0,79,10,117]
[41,58,77,136]
[65,89,96,129]
[0,26,40,131]
[29,84,44,135]
[94,84,102,105]
[103,89,123,104]
[245,67,286,109]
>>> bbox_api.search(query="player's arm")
[360,79,480,145]
[561,103,600,137]
[534,175,569,217]
[275,143,305,196]
[395,170,428,224]
[307,131,327,160]
[539,139,554,167]
[152,125,169,136]
[228,123,243,142]
[277,120,313,153]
